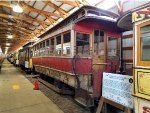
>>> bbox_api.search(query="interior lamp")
[13,4,23,13]
[7,35,13,39]
[6,43,10,46]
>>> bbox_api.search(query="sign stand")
[96,96,132,113]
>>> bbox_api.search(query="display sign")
[102,72,133,108]
[25,61,29,68]
[134,69,150,100]
[16,60,19,65]
[132,7,150,23]
[134,97,150,113]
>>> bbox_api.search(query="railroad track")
[19,70,91,113]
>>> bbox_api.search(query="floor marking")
[12,84,20,90]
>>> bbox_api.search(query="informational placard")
[102,72,133,108]
[134,97,150,113]
[16,60,19,65]
[25,61,29,68]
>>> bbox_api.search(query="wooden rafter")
[0,13,50,26]
[0,24,32,33]
[0,26,31,35]
[0,2,57,23]
[0,0,83,53]
[57,0,80,7]
[1,17,37,29]
[21,13,49,28]
[10,40,29,51]
[21,2,61,19]
[44,1,68,18]
[0,27,33,38]
[75,0,80,7]
[78,0,89,5]
[0,30,29,37]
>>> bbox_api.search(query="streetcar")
[31,6,126,107]
[19,42,33,73]
[117,4,150,113]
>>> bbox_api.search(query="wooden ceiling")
[0,0,89,53]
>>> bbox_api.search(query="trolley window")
[107,37,118,58]
[46,39,50,55]
[136,21,150,66]
[46,40,49,46]
[94,30,104,55]
[50,38,55,54]
[94,30,99,54]
[76,32,90,56]
[43,41,45,48]
[141,25,150,61]
[56,35,61,55]
[63,32,71,55]
[40,42,42,48]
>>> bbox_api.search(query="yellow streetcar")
[118,4,150,113]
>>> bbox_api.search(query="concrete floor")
[0,60,64,113]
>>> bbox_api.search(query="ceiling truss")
[0,0,88,53]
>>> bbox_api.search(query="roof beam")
[78,0,89,5]
[44,1,68,18]
[57,0,79,7]
[10,40,30,52]
[0,31,29,37]
[0,27,33,38]
[1,17,37,29]
[0,13,50,26]
[0,24,32,33]
[21,2,61,19]
[0,26,31,35]
[0,2,57,23]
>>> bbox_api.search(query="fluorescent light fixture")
[7,35,13,39]
[6,43,10,46]
[13,4,23,13]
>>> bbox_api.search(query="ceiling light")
[6,43,10,46]
[13,4,23,13]
[7,35,13,39]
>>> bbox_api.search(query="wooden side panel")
[134,69,150,100]
[74,58,92,75]
[134,97,150,113]
[32,57,92,74]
